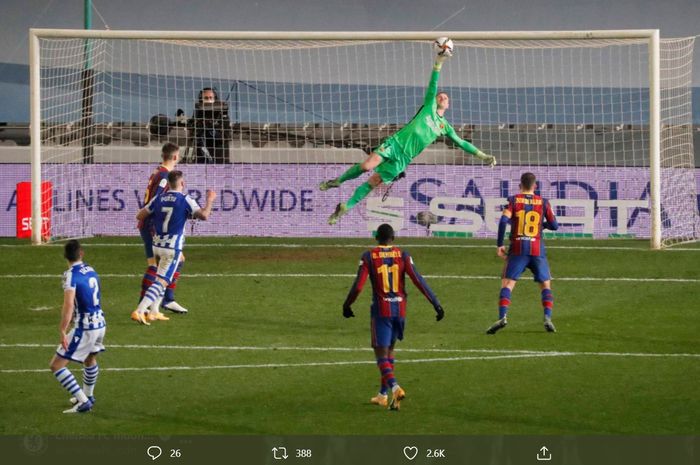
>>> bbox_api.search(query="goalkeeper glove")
[475,150,497,168]
[434,305,445,321]
[343,304,355,318]
[434,52,451,69]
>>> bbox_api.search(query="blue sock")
[542,289,553,319]
[55,367,87,403]
[499,288,512,319]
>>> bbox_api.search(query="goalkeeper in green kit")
[320,41,497,225]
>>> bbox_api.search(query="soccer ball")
[434,37,454,56]
[416,211,438,227]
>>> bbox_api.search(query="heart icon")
[403,446,418,461]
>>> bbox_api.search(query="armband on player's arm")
[497,215,510,247]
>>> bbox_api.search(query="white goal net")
[30,30,697,247]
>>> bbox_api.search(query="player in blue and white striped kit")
[132,170,216,324]
[49,240,105,414]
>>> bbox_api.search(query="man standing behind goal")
[136,142,189,319]
[132,171,216,325]
[319,40,497,225]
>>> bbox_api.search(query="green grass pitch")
[0,237,698,435]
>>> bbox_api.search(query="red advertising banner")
[16,181,52,239]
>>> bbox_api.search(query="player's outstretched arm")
[444,124,497,167]
[342,255,369,318]
[423,45,451,105]
[193,190,217,221]
[404,252,443,320]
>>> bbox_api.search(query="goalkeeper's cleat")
[327,203,348,225]
[63,399,93,414]
[319,179,341,191]
[486,317,508,335]
[370,393,388,407]
[544,318,557,333]
[147,311,170,322]
[131,310,150,326]
[388,386,406,411]
[162,301,188,314]
[70,395,95,406]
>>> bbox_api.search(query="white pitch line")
[0,272,697,283]
[1,242,698,251]
[1,350,697,374]
[1,343,699,358]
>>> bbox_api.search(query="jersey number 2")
[88,277,100,306]
[377,264,399,293]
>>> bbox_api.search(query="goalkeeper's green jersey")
[389,68,479,161]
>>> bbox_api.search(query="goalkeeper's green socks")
[337,163,364,184]
[346,181,374,209]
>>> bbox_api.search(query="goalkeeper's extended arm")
[445,124,497,167]
[424,50,450,105]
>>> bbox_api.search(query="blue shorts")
[139,226,154,259]
[371,316,405,348]
[504,255,552,283]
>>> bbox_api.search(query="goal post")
[28,28,696,247]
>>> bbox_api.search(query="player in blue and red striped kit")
[343,224,444,410]
[487,172,559,334]
[132,171,215,325]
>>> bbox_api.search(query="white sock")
[137,282,165,313]
[83,364,98,397]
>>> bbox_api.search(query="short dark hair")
[64,240,82,262]
[162,142,179,161]
[520,172,537,190]
[376,224,395,245]
[199,87,218,101]
[168,170,184,188]
[437,91,449,98]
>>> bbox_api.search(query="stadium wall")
[2,162,699,239]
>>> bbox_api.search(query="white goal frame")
[29,28,663,247]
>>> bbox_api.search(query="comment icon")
[147,446,163,461]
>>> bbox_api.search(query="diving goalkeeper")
[320,44,497,225]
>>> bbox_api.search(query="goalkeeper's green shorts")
[373,137,410,184]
